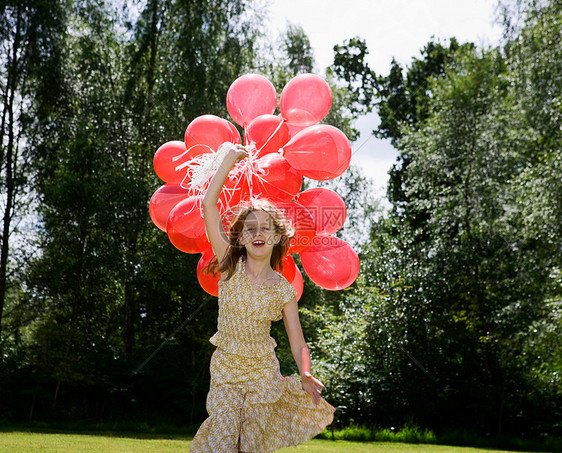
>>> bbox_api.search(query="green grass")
[0,432,541,453]
[0,431,185,452]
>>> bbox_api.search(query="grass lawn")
[0,431,538,453]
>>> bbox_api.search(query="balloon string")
[179,143,257,217]
[242,123,255,201]
[187,143,234,191]
[171,148,191,165]
[242,118,297,202]
[251,117,285,156]
[246,147,255,201]
[175,144,215,190]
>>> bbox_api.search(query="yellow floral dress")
[190,258,335,453]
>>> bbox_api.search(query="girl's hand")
[227,144,249,162]
[301,371,324,404]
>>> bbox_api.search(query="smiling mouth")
[252,240,266,247]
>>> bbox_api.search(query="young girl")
[189,145,335,452]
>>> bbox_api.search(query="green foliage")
[2,0,265,423]
[324,0,561,439]
[332,35,479,209]
[0,0,67,347]
[281,24,316,77]
[318,425,438,444]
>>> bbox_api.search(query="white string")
[187,142,235,191]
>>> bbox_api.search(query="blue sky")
[266,0,503,201]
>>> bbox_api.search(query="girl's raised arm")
[202,145,248,263]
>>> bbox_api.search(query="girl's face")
[239,210,280,256]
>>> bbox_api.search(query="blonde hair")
[207,200,294,280]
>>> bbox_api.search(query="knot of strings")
[170,118,288,215]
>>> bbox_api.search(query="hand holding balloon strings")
[188,143,249,191]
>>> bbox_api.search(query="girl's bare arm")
[202,145,248,262]
[283,298,324,403]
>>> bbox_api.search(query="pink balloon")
[219,172,251,212]
[282,124,351,180]
[185,115,241,157]
[227,74,277,127]
[167,196,208,254]
[280,74,332,126]
[153,141,191,185]
[300,236,359,290]
[149,184,190,231]
[226,120,240,142]
[287,123,309,139]
[295,188,347,235]
[252,153,302,201]
[273,200,316,254]
[245,114,290,158]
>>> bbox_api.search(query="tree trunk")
[123,261,136,355]
[0,4,23,346]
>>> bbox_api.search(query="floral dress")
[190,258,335,452]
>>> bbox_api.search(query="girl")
[190,145,335,452]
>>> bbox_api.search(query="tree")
[19,0,266,421]
[327,0,561,436]
[332,36,474,209]
[500,0,562,428]
[280,23,316,78]
[0,0,66,349]
[361,10,559,434]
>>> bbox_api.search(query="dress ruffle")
[190,349,334,453]
[209,331,278,357]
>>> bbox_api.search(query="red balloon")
[295,188,347,235]
[278,254,297,283]
[219,171,251,212]
[185,115,241,157]
[153,141,191,185]
[149,184,190,231]
[245,114,290,158]
[227,74,277,127]
[276,255,302,301]
[286,123,309,139]
[273,201,316,254]
[280,74,332,126]
[167,196,208,253]
[226,120,240,142]
[282,124,351,180]
[300,236,359,290]
[197,250,220,296]
[291,265,304,301]
[252,154,302,202]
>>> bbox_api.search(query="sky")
[265,0,503,201]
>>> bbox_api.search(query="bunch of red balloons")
[149,73,360,299]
